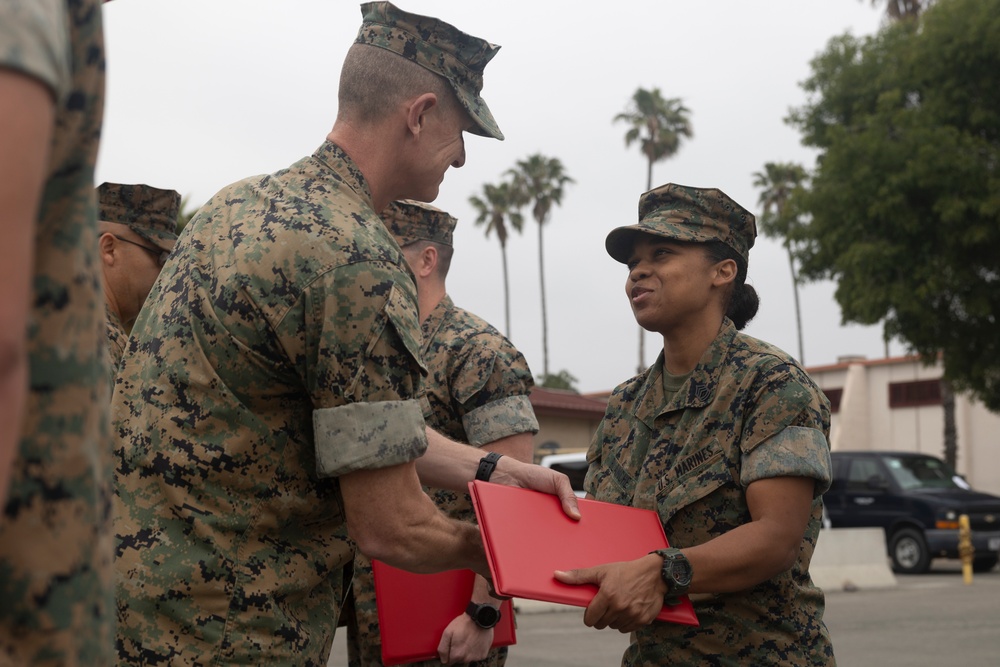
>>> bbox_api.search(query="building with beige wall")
[528,387,607,462]
[808,355,1000,495]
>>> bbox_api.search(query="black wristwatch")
[465,601,501,629]
[475,452,504,482]
[652,547,693,602]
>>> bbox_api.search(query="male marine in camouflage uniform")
[0,0,114,663]
[111,4,545,666]
[345,201,538,667]
[560,184,835,665]
[97,182,180,376]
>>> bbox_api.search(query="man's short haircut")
[338,43,460,124]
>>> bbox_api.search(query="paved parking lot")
[327,563,999,666]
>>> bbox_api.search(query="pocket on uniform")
[654,439,734,524]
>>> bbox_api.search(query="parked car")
[824,450,1000,574]
[539,452,588,498]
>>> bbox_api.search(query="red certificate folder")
[468,480,699,627]
[371,561,516,666]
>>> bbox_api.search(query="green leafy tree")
[752,162,810,364]
[469,181,524,337]
[614,87,693,373]
[787,0,1000,466]
[507,155,574,378]
[539,369,579,393]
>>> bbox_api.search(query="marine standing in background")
[96,181,180,376]
[0,0,114,663]
[111,3,577,665]
[346,200,538,667]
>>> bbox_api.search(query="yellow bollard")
[958,514,974,585]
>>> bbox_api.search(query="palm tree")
[614,87,693,374]
[469,181,524,337]
[753,162,809,364]
[869,0,926,20]
[507,155,574,378]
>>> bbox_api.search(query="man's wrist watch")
[652,547,693,602]
[465,601,501,629]
[475,452,503,482]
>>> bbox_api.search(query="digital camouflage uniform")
[0,0,113,664]
[113,141,428,666]
[346,201,537,667]
[105,303,129,380]
[592,183,835,666]
[96,182,181,378]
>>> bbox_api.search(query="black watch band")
[475,452,504,482]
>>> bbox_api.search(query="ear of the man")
[405,92,439,138]
[98,232,118,266]
[417,244,438,278]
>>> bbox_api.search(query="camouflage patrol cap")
[605,183,757,264]
[97,182,181,251]
[382,199,457,247]
[356,1,504,141]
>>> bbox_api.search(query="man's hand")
[436,612,493,665]
[418,429,581,520]
[492,456,581,520]
[554,554,665,633]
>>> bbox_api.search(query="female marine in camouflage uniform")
[555,183,836,666]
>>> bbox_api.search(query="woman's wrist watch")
[465,601,501,629]
[652,547,693,603]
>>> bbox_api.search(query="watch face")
[476,604,501,628]
[670,558,693,587]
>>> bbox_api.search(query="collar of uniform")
[311,140,374,211]
[420,293,454,355]
[632,319,739,428]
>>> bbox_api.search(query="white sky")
[98,0,904,394]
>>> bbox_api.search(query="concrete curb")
[811,527,898,592]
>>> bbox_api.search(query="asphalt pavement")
[327,562,1000,666]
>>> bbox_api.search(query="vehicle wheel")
[972,555,998,573]
[889,528,931,574]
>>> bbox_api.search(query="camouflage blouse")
[113,141,428,666]
[0,0,113,664]
[346,296,537,667]
[585,319,836,666]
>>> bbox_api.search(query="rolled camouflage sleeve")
[741,426,833,495]
[285,259,428,477]
[739,362,833,495]
[462,395,538,446]
[452,332,537,446]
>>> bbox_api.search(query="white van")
[539,451,588,498]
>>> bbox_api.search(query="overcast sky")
[98,0,904,394]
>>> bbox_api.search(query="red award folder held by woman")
[468,480,699,627]
[371,561,516,666]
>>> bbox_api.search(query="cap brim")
[605,223,718,264]
[450,83,504,141]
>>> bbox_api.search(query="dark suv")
[824,451,1000,574]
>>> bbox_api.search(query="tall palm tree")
[469,181,524,337]
[614,87,693,374]
[507,154,573,378]
[869,0,926,20]
[753,162,809,364]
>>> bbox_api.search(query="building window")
[888,379,942,408]
[823,388,843,413]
